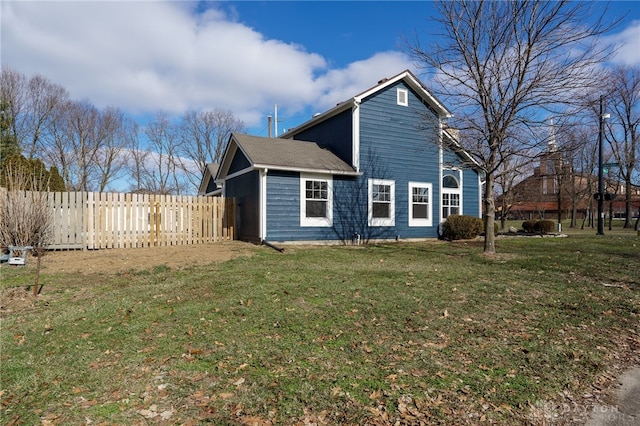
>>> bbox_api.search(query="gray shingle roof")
[232,133,358,175]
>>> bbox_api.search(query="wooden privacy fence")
[1,189,235,250]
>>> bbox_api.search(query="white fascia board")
[203,188,223,196]
[252,164,360,177]
[215,137,239,180]
[224,166,255,181]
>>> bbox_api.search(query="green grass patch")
[1,236,639,424]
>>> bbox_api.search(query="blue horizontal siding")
[462,168,481,217]
[359,81,441,239]
[293,109,353,165]
[266,171,336,242]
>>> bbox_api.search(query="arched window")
[443,175,459,189]
[442,175,461,219]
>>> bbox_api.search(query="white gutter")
[251,164,360,177]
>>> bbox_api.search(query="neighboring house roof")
[216,133,359,180]
[198,163,220,196]
[281,69,452,139]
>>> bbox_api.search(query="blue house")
[213,70,482,243]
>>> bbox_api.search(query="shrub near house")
[441,214,484,240]
[522,219,555,234]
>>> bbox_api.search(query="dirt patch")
[3,241,256,275]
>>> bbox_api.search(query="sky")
[2,1,640,137]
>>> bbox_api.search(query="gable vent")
[397,88,408,106]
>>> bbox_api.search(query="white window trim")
[441,172,463,221]
[368,178,395,227]
[300,174,333,227]
[397,88,408,106]
[408,182,433,227]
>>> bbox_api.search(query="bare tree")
[495,154,530,230]
[143,113,184,195]
[48,100,103,191]
[0,68,27,150]
[23,75,69,160]
[124,121,150,193]
[0,159,53,296]
[44,101,73,189]
[178,109,246,192]
[94,107,129,192]
[561,126,596,228]
[0,68,69,159]
[604,65,640,228]
[408,0,616,253]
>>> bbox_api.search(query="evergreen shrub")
[522,220,537,233]
[535,220,555,234]
[441,215,483,240]
[522,219,556,234]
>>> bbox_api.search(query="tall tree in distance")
[23,74,69,160]
[604,65,639,228]
[124,121,150,193]
[408,0,617,253]
[178,109,246,192]
[143,113,183,195]
[94,107,130,192]
[0,68,26,153]
[1,99,20,163]
[52,100,103,191]
[0,68,69,160]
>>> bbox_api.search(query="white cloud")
[0,1,413,129]
[604,20,640,66]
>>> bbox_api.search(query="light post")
[597,96,610,235]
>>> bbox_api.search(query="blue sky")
[2,1,639,137]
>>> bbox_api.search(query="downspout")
[438,117,444,225]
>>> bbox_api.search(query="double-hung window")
[368,179,395,226]
[300,175,332,226]
[408,182,433,227]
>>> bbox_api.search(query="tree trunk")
[557,190,562,226]
[609,201,613,231]
[483,173,496,254]
[624,180,632,228]
[33,248,42,297]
